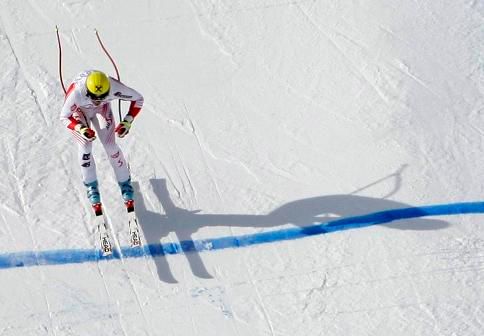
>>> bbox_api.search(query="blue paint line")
[1,201,484,270]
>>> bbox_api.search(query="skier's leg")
[95,105,133,201]
[77,141,97,184]
[71,111,100,204]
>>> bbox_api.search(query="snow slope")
[0,0,483,334]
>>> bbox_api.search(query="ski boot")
[84,181,102,214]
[118,178,135,212]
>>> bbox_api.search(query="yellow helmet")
[86,71,110,100]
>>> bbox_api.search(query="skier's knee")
[81,152,92,168]
[105,145,122,158]
[109,150,121,160]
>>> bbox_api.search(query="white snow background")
[1,0,483,335]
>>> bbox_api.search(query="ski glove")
[75,124,96,142]
[115,115,134,138]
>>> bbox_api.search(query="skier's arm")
[111,79,144,138]
[60,86,82,130]
[59,86,96,141]
[110,79,144,119]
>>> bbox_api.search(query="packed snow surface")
[0,0,483,335]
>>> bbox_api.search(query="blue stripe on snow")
[1,201,484,270]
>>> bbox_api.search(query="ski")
[125,200,142,248]
[92,203,113,256]
[90,200,141,254]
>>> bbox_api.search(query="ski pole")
[94,29,122,121]
[55,26,66,95]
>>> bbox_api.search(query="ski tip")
[101,250,113,257]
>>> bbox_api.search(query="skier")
[60,70,144,213]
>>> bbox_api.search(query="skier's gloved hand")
[75,124,96,142]
[115,115,133,138]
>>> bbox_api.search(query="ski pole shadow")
[132,179,449,283]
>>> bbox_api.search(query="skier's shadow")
[132,179,449,283]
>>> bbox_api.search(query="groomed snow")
[0,0,483,335]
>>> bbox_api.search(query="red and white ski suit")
[60,70,144,184]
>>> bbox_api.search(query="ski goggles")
[86,90,109,101]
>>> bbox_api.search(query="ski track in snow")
[1,0,483,335]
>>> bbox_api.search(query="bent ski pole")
[55,26,66,95]
[94,29,122,120]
